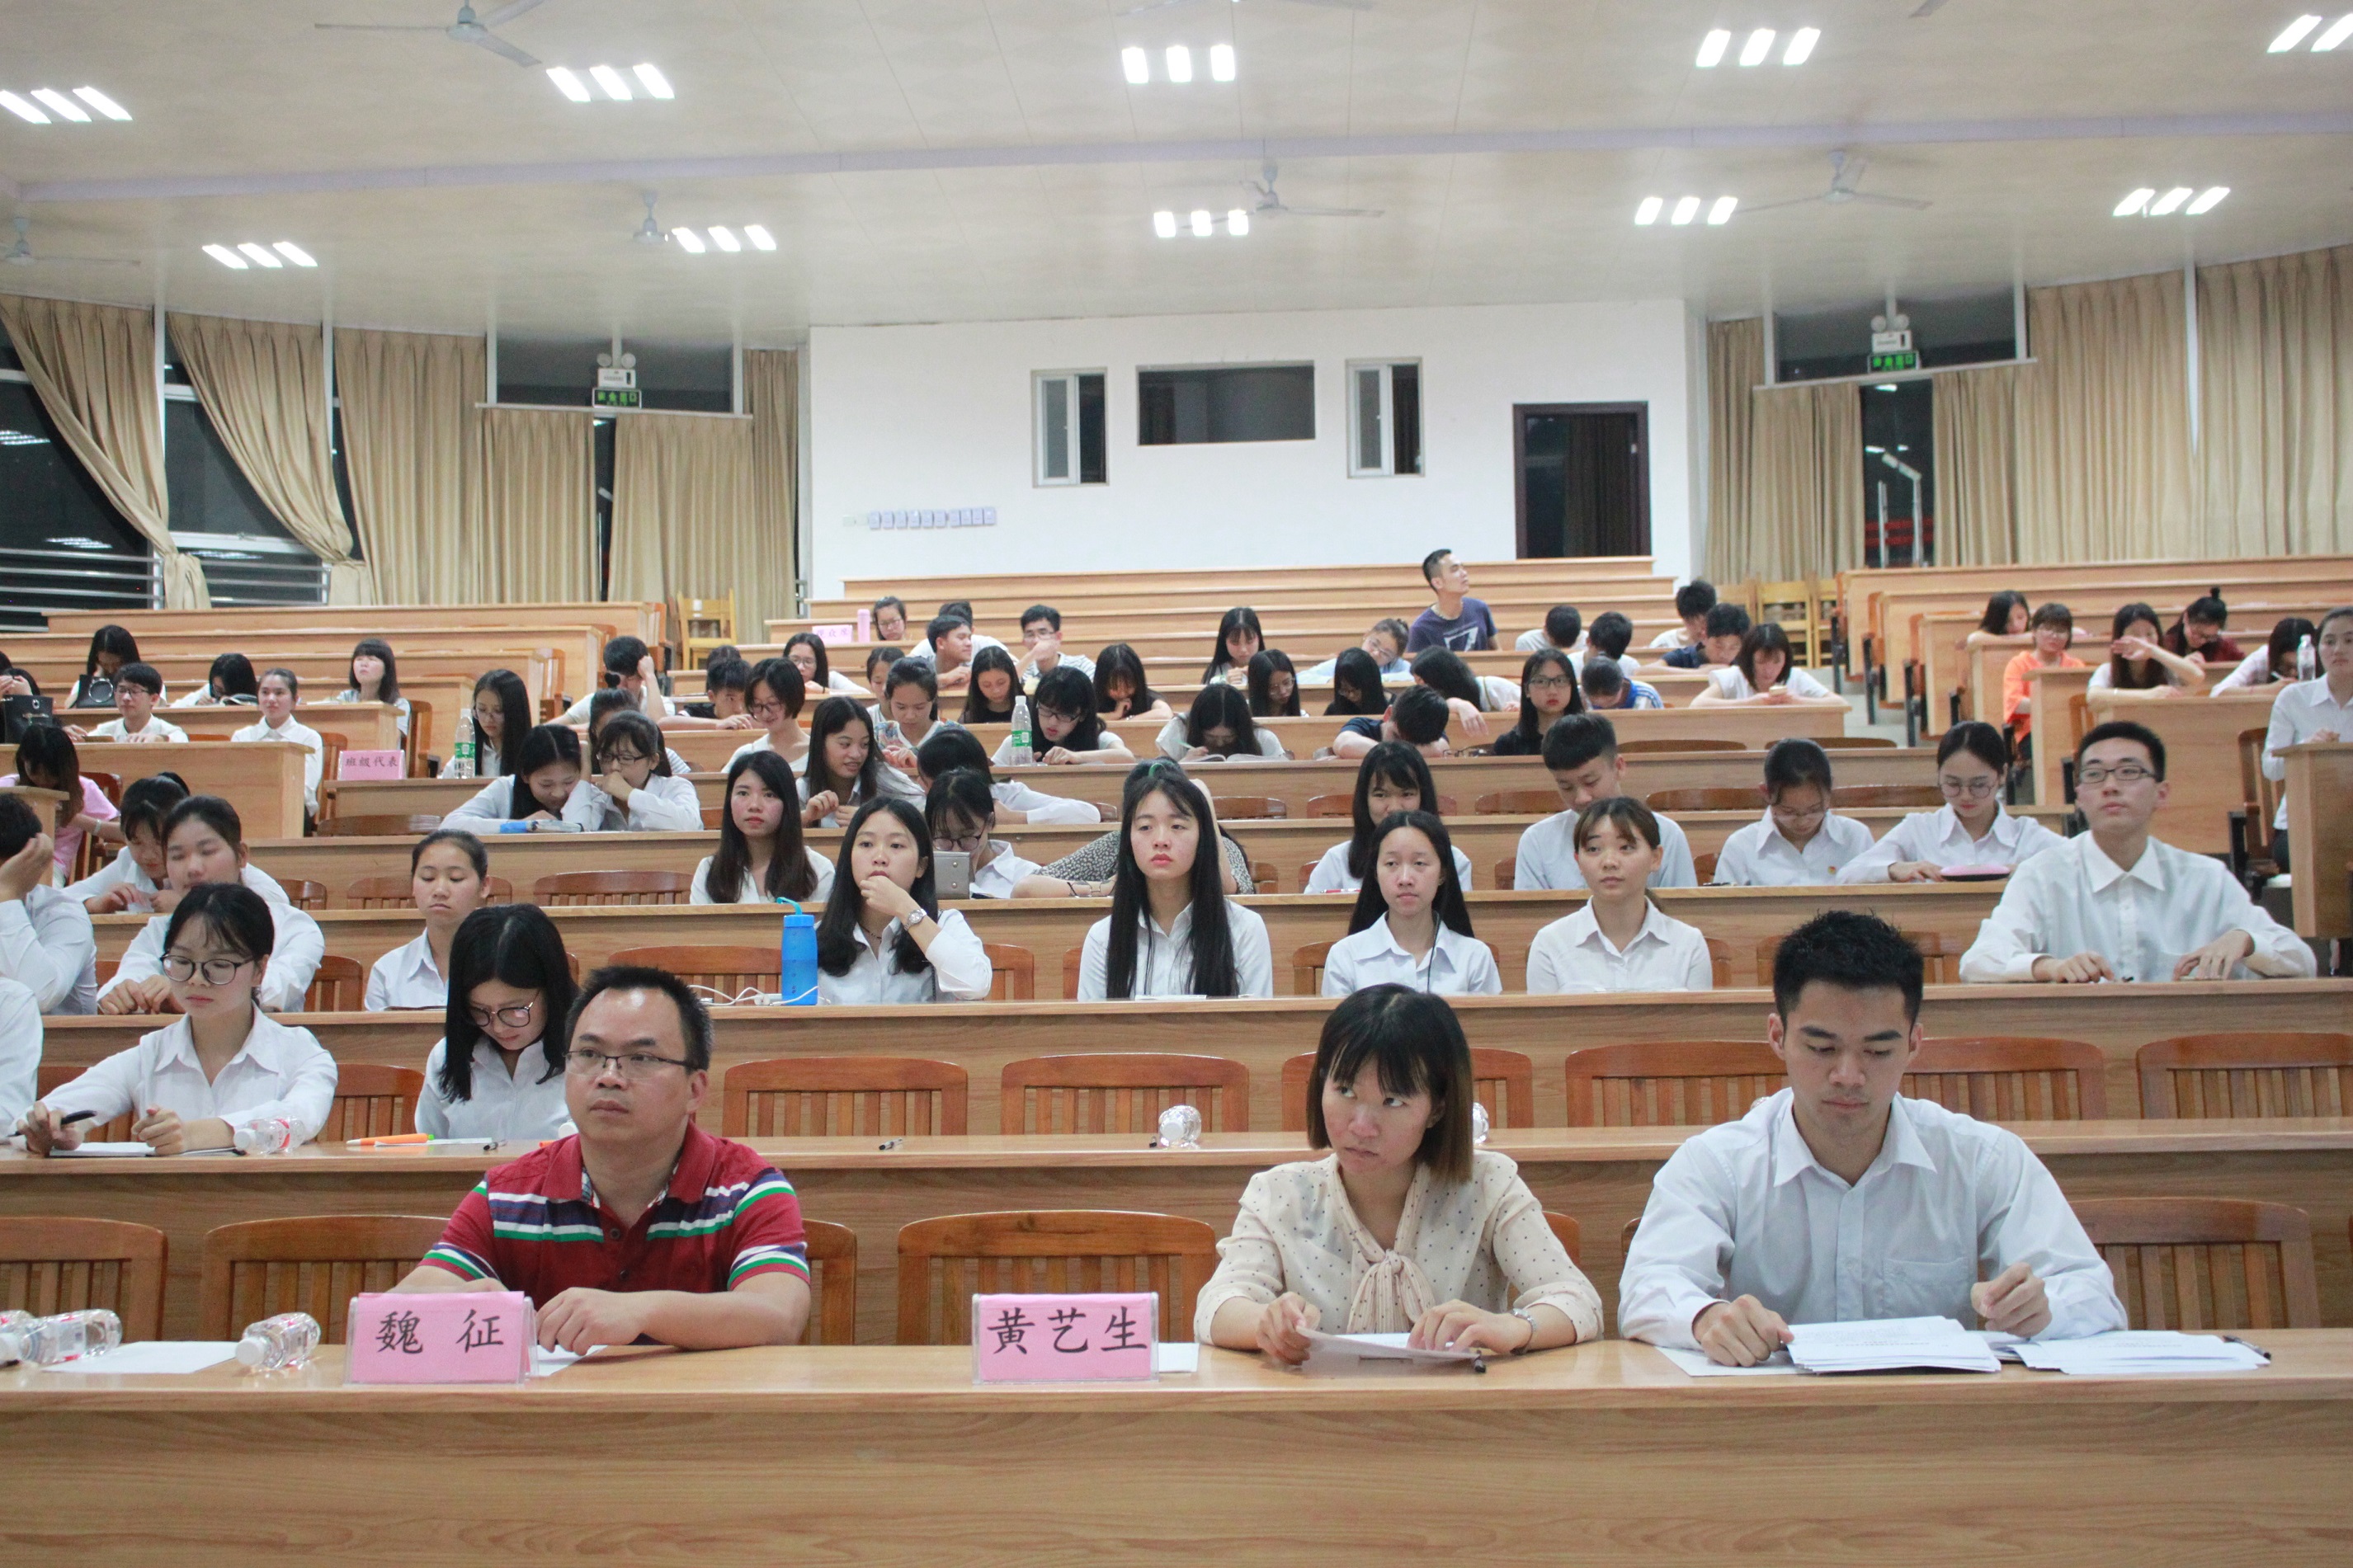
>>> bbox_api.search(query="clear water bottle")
[0,1308,121,1367]
[1007,696,1034,765]
[1156,1103,1203,1150]
[233,1117,295,1156]
[2297,634,2318,682]
[0,1308,32,1363]
[448,708,477,779]
[1471,1101,1492,1146]
[779,907,819,1006]
[235,1311,320,1372]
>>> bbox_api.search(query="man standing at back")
[1406,549,1497,653]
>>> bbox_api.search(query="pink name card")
[346,1290,535,1385]
[971,1293,1158,1383]
[811,623,857,645]
[337,749,406,779]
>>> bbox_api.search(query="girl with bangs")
[1074,764,1272,1000]
[694,749,834,905]
[1321,811,1499,996]
[1304,742,1474,895]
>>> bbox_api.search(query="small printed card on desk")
[337,749,405,780]
[346,1290,535,1385]
[971,1293,1158,1383]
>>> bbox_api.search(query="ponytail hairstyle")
[1182,682,1264,760]
[436,904,575,1104]
[815,797,936,977]
[1103,765,1238,1000]
[510,724,582,819]
[709,749,822,902]
[1031,665,1106,752]
[470,670,535,776]
[1246,649,1301,718]
[1348,742,1441,882]
[1324,647,1388,716]
[1345,810,1474,939]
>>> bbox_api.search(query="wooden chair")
[1001,1054,1250,1134]
[2135,1032,2353,1118]
[1304,793,1353,818]
[319,1063,426,1141]
[35,1063,131,1142]
[196,1214,450,1341]
[1815,735,1898,749]
[0,1217,167,1340]
[1279,1048,1537,1132]
[318,813,444,838]
[82,770,123,808]
[1616,738,1744,755]
[610,944,780,996]
[895,1210,1219,1346]
[1474,788,1563,816]
[1755,930,1955,986]
[316,732,348,800]
[677,594,737,669]
[701,803,724,831]
[800,1219,858,1346]
[1702,937,1733,988]
[1250,860,1276,894]
[1756,580,1824,666]
[1691,850,1718,883]
[1904,1037,2108,1120]
[1562,1041,1783,1128]
[405,698,432,778]
[1492,858,1516,891]
[1643,786,1759,814]
[1290,939,1332,995]
[1060,946,1083,999]
[534,869,695,906]
[1832,784,1945,810]
[1546,1212,1582,1267]
[345,873,514,908]
[983,943,1035,1001]
[303,954,369,1012]
[2074,1198,2322,1330]
[1214,795,1286,820]
[282,879,328,911]
[723,1057,969,1137]
[2235,727,2285,876]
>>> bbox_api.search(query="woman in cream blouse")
[1198,986,1601,1360]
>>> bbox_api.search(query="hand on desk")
[1256,1293,1320,1366]
[1972,1261,2052,1338]
[2175,930,2255,981]
[1695,1296,1791,1367]
[537,1288,656,1353]
[1410,1300,1535,1356]
[2031,952,2115,985]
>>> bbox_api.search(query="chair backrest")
[1545,1212,1582,1267]
[1214,795,1286,819]
[1304,793,1354,818]
[319,1062,426,1141]
[1643,786,1758,814]
[1001,1054,1250,1134]
[1905,1036,2108,1120]
[1278,1047,1537,1132]
[1249,859,1276,894]
[534,869,695,906]
[405,698,432,778]
[800,1219,858,1346]
[284,879,328,911]
[1474,788,1563,815]
[303,954,369,1012]
[35,1063,132,1141]
[1060,945,1082,999]
[196,1213,451,1340]
[895,1210,1219,1346]
[609,944,781,997]
[2135,1032,2353,1118]
[1562,1040,1783,1128]
[345,873,515,908]
[0,1217,167,1340]
[722,1056,969,1137]
[1755,930,1952,986]
[1616,738,1746,754]
[1814,735,1898,749]
[1492,858,1516,891]
[320,813,446,838]
[983,943,1035,1001]
[1832,784,1945,809]
[2235,727,2283,860]
[2074,1198,2321,1330]
[1702,937,1733,988]
[1290,939,1332,996]
[1691,850,1719,882]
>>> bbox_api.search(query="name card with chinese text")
[810,624,857,645]
[346,1290,535,1385]
[337,749,406,780]
[971,1293,1158,1383]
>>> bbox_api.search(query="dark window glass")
[1077,373,1107,483]
[1138,365,1314,445]
[1391,363,1422,475]
[0,380,150,629]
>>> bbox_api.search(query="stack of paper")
[1787,1316,2002,1375]
[2011,1331,2268,1376]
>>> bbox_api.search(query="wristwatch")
[1510,1306,1540,1353]
[901,907,931,929]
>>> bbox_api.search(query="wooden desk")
[73,741,308,840]
[2086,690,2281,855]
[63,702,401,754]
[2026,664,2096,808]
[46,600,662,648]
[2286,741,2353,939]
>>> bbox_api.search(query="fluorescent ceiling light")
[672,226,705,252]
[271,242,317,267]
[2186,186,2230,214]
[31,88,90,122]
[1695,29,1731,67]
[72,86,130,120]
[744,224,776,251]
[1670,195,1700,225]
[546,67,592,101]
[1190,208,1213,238]
[0,92,48,124]
[710,225,741,252]
[1226,208,1249,235]
[1121,46,1148,83]
[2315,13,2353,47]
[1783,28,1819,64]
[632,64,673,99]
[203,244,248,270]
[588,64,633,101]
[1738,29,1775,66]
[2147,186,2193,215]
[1707,195,1738,224]
[1634,195,1663,226]
[1166,45,1193,82]
[2113,186,2155,216]
[1210,44,1236,82]
[1153,210,1177,238]
[236,242,282,268]
[2270,14,2324,49]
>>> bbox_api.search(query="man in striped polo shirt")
[395,965,810,1351]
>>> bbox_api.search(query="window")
[1033,371,1106,486]
[1348,360,1422,477]
[1137,364,1313,445]
[0,376,153,629]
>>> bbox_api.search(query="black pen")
[58,1110,97,1126]
[877,1137,903,1151]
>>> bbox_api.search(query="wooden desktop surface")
[74,741,309,840]
[60,702,403,754]
[2285,742,2353,939]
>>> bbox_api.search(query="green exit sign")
[593,386,642,409]
[1869,350,1919,373]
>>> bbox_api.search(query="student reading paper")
[416,904,579,1143]
[1835,722,2064,884]
[1618,911,2125,1364]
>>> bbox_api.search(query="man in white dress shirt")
[1620,911,2125,1365]
[1512,714,1696,891]
[0,795,97,1013]
[1959,721,2314,985]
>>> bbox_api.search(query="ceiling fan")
[630,191,667,245]
[2,216,139,270]
[1243,160,1382,219]
[314,0,552,68]
[1742,149,1931,214]
[1123,0,1370,17]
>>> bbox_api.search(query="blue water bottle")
[780,903,819,1006]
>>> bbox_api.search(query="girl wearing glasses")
[1709,738,1874,886]
[725,657,812,771]
[925,769,1040,899]
[365,829,493,1010]
[98,797,324,1014]
[416,903,578,1142]
[567,710,702,832]
[997,666,1131,768]
[693,751,834,905]
[813,798,993,1004]
[19,882,336,1155]
[1837,721,2065,884]
[1490,648,1584,757]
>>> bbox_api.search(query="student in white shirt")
[331,637,413,739]
[1960,721,2315,984]
[231,667,324,816]
[1649,582,1716,651]
[1304,742,1474,896]
[871,658,957,775]
[1512,604,1589,656]
[1200,986,1599,1359]
[912,600,1010,672]
[1619,911,2125,1364]
[67,774,291,916]
[557,636,681,726]
[169,651,260,709]
[1298,618,1413,686]
[994,666,1130,769]
[415,902,578,1142]
[920,614,980,695]
[0,794,97,1014]
[1690,622,1843,709]
[861,646,905,703]
[916,727,1101,826]
[73,662,186,744]
[567,710,703,832]
[22,883,337,1154]
[1077,765,1273,1000]
[1837,721,2067,884]
[2086,602,2204,695]
[587,690,693,778]
[1201,607,1266,688]
[99,796,325,1015]
[925,768,1041,899]
[801,696,922,830]
[814,797,992,1004]
[1512,713,1697,892]
[1322,813,1499,997]
[0,977,39,1128]
[1412,646,1521,723]
[1014,604,1096,683]
[1712,739,1874,886]
[728,657,813,773]
[1527,798,1713,995]
[692,750,834,906]
[364,829,492,1011]
[441,723,586,830]
[441,668,534,780]
[1157,683,1290,763]
[2209,616,2318,695]
[2260,605,2353,851]
[784,631,867,698]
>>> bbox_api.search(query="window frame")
[1033,369,1106,487]
[1346,359,1423,478]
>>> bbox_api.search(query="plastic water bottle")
[2297,634,2318,682]
[856,607,873,642]
[233,1117,295,1156]
[0,1308,121,1367]
[780,907,819,1006]
[235,1311,320,1372]
[449,708,477,779]
[1007,697,1034,766]
[1471,1101,1492,1146]
[1156,1104,1203,1150]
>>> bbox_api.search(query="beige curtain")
[336,327,485,604]
[168,311,367,604]
[1703,318,1762,583]
[1931,365,2021,565]
[1742,380,1865,582]
[2197,242,2353,557]
[746,348,799,627]
[479,406,595,601]
[2013,270,2195,562]
[0,294,209,607]
[609,411,753,610]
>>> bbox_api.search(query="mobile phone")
[933,850,971,900]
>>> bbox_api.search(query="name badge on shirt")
[971,1293,1157,1382]
[345,1290,535,1384]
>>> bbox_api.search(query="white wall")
[807,299,1695,600]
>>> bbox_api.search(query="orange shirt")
[2001,649,2087,737]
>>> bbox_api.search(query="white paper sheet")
[45,1341,240,1375]
[1300,1329,1481,1363]
[1152,1342,1199,1374]
[528,1344,607,1377]
[47,1142,155,1158]
[1652,1344,1799,1377]
[2011,1331,2269,1376]
[1788,1316,2001,1375]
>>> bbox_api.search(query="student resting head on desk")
[1075,763,1273,1000]
[21,882,336,1156]
[1304,739,1474,895]
[1329,681,1469,762]
[393,965,811,1353]
[1526,797,1713,996]
[1159,683,1290,764]
[441,723,585,830]
[2210,614,2318,695]
[364,828,492,1010]
[692,749,834,906]
[169,651,258,709]
[1959,720,2316,986]
[814,797,993,1004]
[1709,738,1874,886]
[1299,619,1413,689]
[1092,642,1170,723]
[1511,713,1696,892]
[918,723,1101,826]
[1837,720,2065,885]
[417,902,580,1142]
[1200,986,1600,1363]
[1619,911,2126,1365]
[924,767,1039,899]
[801,695,922,830]
[1322,812,1498,997]
[1658,602,1749,671]
[1978,590,2030,638]
[1577,657,1662,712]
[99,796,323,1015]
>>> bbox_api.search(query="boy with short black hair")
[1515,604,1582,654]
[81,662,186,743]
[1513,713,1695,889]
[1406,549,1497,653]
[1661,603,1750,670]
[1579,657,1662,711]
[1016,603,1094,680]
[1650,580,1719,650]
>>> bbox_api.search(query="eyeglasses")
[747,700,785,722]
[1938,775,1998,799]
[162,954,252,984]
[933,830,988,853]
[2076,764,2155,787]
[601,751,650,768]
[469,1002,538,1029]
[563,1048,692,1079]
[1525,676,1575,692]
